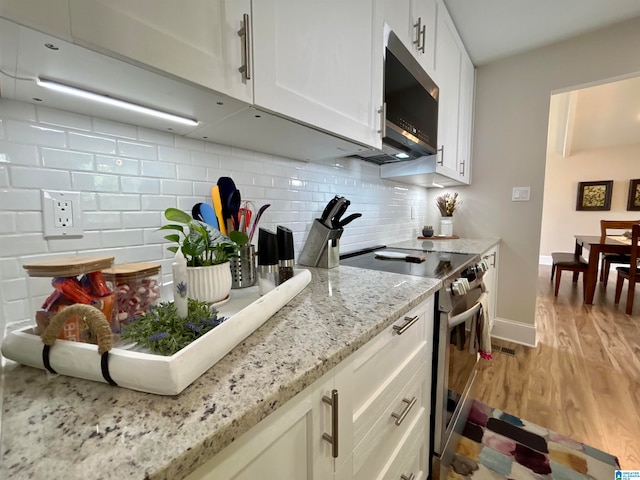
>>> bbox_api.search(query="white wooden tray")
[1,269,312,395]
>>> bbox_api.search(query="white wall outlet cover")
[42,190,84,238]
[512,186,531,202]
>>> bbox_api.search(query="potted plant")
[435,193,461,236]
[160,207,248,303]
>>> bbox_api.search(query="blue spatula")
[199,204,219,230]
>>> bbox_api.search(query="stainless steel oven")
[339,246,489,480]
[431,261,488,479]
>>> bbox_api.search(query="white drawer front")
[376,408,428,480]
[353,365,430,479]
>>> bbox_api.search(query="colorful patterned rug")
[447,399,621,479]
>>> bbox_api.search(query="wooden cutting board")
[417,235,460,240]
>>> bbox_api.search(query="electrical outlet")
[42,190,83,238]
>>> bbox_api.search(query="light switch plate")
[512,186,531,202]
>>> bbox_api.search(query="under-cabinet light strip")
[36,78,199,126]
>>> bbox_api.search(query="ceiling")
[443,0,640,66]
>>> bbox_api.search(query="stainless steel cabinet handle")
[393,315,419,335]
[483,251,497,268]
[378,103,387,138]
[391,396,417,426]
[401,474,416,480]
[322,389,339,458]
[460,159,466,175]
[413,17,422,50]
[237,13,251,81]
[437,145,444,166]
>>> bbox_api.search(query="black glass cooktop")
[339,246,476,280]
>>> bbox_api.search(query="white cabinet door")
[251,0,381,149]
[0,0,71,40]
[482,245,499,331]
[68,0,253,104]
[433,1,461,180]
[456,50,474,184]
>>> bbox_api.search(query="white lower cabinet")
[186,295,434,480]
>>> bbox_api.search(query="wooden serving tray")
[417,235,460,240]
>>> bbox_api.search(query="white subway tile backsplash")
[138,127,174,146]
[161,179,192,195]
[72,172,119,192]
[11,166,71,190]
[37,107,92,131]
[175,136,205,152]
[122,211,161,229]
[16,212,43,233]
[118,140,157,160]
[101,229,144,248]
[158,145,189,164]
[1,278,29,301]
[69,132,117,154]
[0,100,429,331]
[42,148,94,171]
[0,99,37,122]
[141,160,175,178]
[121,176,160,194]
[96,155,139,175]
[0,212,16,233]
[99,194,142,211]
[0,141,40,166]
[6,121,67,148]
[83,211,122,230]
[176,164,207,181]
[93,118,137,139]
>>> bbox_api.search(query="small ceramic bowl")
[422,226,434,237]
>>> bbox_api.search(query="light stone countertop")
[389,237,500,255]
[0,265,440,480]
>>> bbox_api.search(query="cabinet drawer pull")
[391,396,417,426]
[460,159,465,176]
[483,251,496,267]
[377,103,387,138]
[401,474,416,480]
[322,389,339,458]
[413,17,422,49]
[393,315,419,335]
[237,13,252,80]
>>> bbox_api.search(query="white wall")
[0,98,429,337]
[447,15,640,330]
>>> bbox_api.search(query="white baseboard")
[539,255,552,266]
[491,316,537,347]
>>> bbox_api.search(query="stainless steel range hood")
[0,18,369,163]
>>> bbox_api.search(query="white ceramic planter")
[186,262,232,303]
[440,217,454,236]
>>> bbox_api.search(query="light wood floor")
[474,265,640,469]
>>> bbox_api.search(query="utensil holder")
[298,219,343,269]
[230,244,256,288]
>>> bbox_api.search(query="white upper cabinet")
[433,1,461,180]
[251,0,380,149]
[457,49,475,184]
[67,0,253,104]
[0,0,72,40]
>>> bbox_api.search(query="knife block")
[298,219,343,269]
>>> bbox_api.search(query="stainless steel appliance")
[339,246,489,480]
[351,30,439,165]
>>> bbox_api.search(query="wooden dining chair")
[599,219,640,286]
[551,252,588,297]
[614,223,640,315]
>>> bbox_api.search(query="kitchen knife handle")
[238,13,251,81]
[322,389,339,458]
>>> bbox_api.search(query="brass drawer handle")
[391,396,417,426]
[393,315,419,335]
[322,389,339,458]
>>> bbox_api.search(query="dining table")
[574,234,632,304]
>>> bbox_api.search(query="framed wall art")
[628,179,640,211]
[576,180,613,211]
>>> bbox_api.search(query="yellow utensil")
[211,185,226,235]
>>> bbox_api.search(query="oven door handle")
[448,302,481,329]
